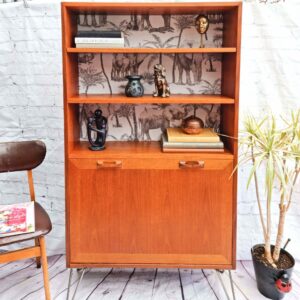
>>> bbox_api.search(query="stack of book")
[161,128,224,152]
[75,30,125,48]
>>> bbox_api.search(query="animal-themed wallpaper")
[80,104,221,141]
[78,13,223,141]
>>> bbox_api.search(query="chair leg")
[39,236,51,300]
[35,238,41,268]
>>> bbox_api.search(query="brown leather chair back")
[0,141,46,173]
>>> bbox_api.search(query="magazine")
[0,202,35,237]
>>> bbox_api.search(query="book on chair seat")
[0,202,35,237]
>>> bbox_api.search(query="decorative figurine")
[195,15,209,48]
[125,75,144,97]
[182,115,204,134]
[153,64,170,98]
[87,109,108,151]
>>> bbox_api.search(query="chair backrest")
[0,141,46,173]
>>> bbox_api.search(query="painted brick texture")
[0,0,299,259]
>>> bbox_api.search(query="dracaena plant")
[237,110,300,268]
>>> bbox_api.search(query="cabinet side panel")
[221,3,242,269]
[62,4,80,266]
[62,6,78,99]
[223,8,238,47]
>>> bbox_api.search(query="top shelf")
[62,2,242,14]
[67,47,236,54]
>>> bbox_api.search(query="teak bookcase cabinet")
[62,2,242,269]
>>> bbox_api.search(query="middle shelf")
[68,94,235,104]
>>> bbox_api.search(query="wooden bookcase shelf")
[62,1,242,269]
[67,47,237,54]
[69,141,234,159]
[68,94,235,104]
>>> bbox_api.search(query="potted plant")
[237,111,300,299]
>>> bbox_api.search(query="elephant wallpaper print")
[80,104,221,141]
[78,52,222,95]
[78,13,223,49]
[78,13,223,95]
[78,13,223,141]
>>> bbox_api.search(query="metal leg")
[72,268,87,300]
[67,268,88,300]
[228,270,236,300]
[23,0,29,8]
[215,269,236,300]
[67,268,73,300]
[216,270,231,300]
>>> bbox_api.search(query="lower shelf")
[69,141,233,159]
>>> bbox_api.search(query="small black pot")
[125,75,144,97]
[251,244,295,300]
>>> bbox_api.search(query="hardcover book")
[76,30,122,38]
[166,128,220,143]
[161,134,224,149]
[75,38,124,44]
[76,43,124,48]
[75,31,124,44]
[0,202,35,237]
[162,148,224,153]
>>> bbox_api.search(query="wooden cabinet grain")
[68,157,233,268]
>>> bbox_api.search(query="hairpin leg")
[228,270,236,300]
[23,0,29,8]
[66,268,73,300]
[71,268,87,300]
[216,270,231,300]
[215,269,236,300]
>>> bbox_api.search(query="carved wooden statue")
[153,64,170,98]
[87,109,108,151]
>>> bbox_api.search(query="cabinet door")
[67,158,234,268]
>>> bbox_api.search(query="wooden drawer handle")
[179,160,205,169]
[97,160,122,169]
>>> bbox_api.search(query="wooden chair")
[0,141,52,300]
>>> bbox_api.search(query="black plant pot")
[251,244,295,300]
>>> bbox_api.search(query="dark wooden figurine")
[87,109,108,151]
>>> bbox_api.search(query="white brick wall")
[238,0,300,260]
[0,0,299,260]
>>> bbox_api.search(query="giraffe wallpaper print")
[78,13,223,141]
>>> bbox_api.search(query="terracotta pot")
[251,244,295,300]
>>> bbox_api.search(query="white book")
[75,37,124,44]
[76,43,125,48]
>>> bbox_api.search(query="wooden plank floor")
[0,255,299,300]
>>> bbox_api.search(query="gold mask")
[195,15,209,34]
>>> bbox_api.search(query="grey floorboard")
[0,256,299,300]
